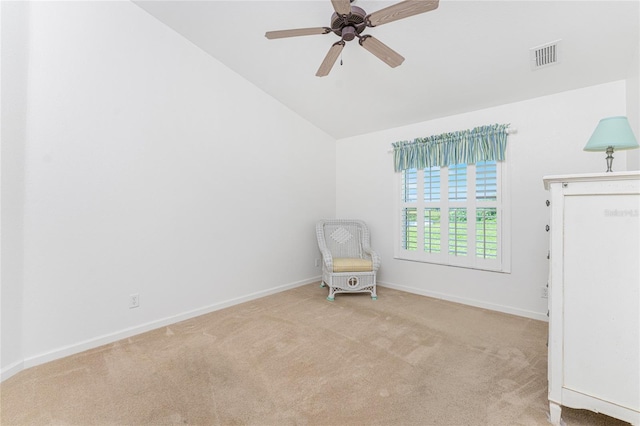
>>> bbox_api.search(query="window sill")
[393,255,511,274]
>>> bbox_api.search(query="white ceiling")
[133,0,639,139]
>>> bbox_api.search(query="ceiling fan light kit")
[265,0,439,77]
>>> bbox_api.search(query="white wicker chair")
[316,219,381,301]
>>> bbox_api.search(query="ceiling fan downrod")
[340,26,357,41]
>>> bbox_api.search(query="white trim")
[5,277,320,380]
[500,149,512,273]
[0,360,25,382]
[378,281,548,322]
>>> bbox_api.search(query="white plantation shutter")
[476,161,497,201]
[395,151,509,272]
[424,208,441,253]
[476,207,498,259]
[448,208,468,256]
[424,166,441,202]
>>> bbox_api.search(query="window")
[397,160,509,272]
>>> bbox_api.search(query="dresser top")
[543,171,640,190]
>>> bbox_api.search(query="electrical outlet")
[129,293,140,309]
[541,287,548,299]
[315,258,321,267]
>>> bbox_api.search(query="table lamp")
[584,116,639,172]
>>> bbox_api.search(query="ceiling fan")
[265,0,439,77]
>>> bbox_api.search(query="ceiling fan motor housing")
[331,6,366,40]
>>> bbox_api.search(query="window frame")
[395,160,511,273]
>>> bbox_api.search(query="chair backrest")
[317,220,370,259]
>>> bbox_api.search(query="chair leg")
[326,286,336,301]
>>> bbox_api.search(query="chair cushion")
[333,258,373,272]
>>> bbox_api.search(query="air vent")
[530,40,561,70]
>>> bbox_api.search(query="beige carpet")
[0,284,630,425]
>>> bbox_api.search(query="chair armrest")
[363,247,381,271]
[320,249,333,270]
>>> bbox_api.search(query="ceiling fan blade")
[331,0,352,16]
[265,27,331,39]
[316,42,345,77]
[367,0,439,27]
[359,35,405,68]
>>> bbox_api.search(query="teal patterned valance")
[392,123,510,172]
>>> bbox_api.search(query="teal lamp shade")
[584,116,639,172]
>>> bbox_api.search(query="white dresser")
[544,172,640,426]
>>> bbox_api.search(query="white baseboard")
[5,277,320,381]
[4,276,545,382]
[378,281,549,322]
[0,359,25,382]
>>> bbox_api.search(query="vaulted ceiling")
[134,1,639,139]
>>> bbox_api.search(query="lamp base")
[605,146,614,172]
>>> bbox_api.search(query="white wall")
[336,81,627,320]
[0,0,28,379]
[1,1,335,378]
[627,43,640,171]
